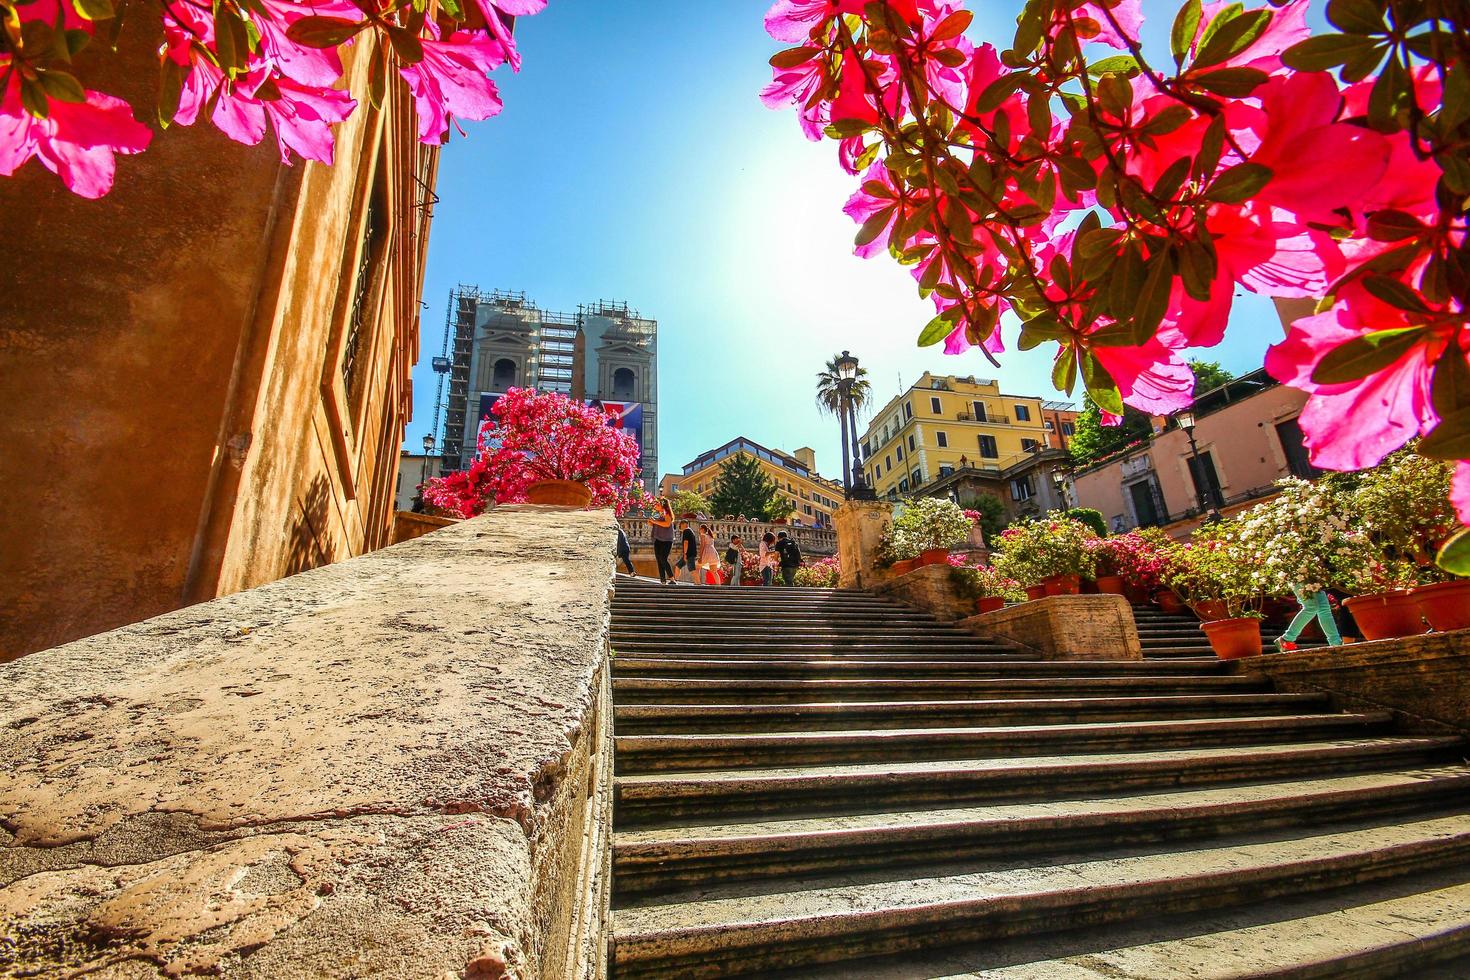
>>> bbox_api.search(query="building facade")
[1041,400,1081,451]
[661,439,844,527]
[438,288,659,489]
[859,373,1074,504]
[395,452,446,512]
[1,34,433,660]
[1067,370,1315,536]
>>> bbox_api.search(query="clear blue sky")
[406,0,1291,480]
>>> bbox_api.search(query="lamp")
[418,433,435,496]
[1174,408,1216,518]
[835,351,875,500]
[422,433,436,453]
[1176,409,1196,432]
[835,350,859,382]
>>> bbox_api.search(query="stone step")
[610,657,1234,679]
[612,693,1331,733]
[611,675,1273,705]
[613,737,1465,826]
[611,646,1025,661]
[613,712,1396,774]
[612,766,1470,895]
[786,868,1470,978]
[611,614,944,628]
[611,630,996,644]
[609,813,1470,978]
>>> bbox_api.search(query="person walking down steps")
[1276,584,1344,652]
[649,497,676,585]
[724,534,744,588]
[678,521,698,584]
[775,530,802,587]
[758,532,777,587]
[696,523,722,586]
[615,524,635,577]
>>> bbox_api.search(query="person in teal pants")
[1275,586,1342,652]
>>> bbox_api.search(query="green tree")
[710,453,784,520]
[959,493,1008,544]
[1068,360,1236,466]
[670,490,709,516]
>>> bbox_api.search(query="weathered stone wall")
[873,564,979,622]
[1235,631,1470,734]
[834,501,894,591]
[958,595,1143,660]
[0,508,615,979]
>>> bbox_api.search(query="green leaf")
[70,0,112,21]
[1088,55,1139,75]
[37,69,84,103]
[1193,116,1225,180]
[1432,345,1470,418]
[1435,526,1470,576]
[1081,352,1124,415]
[1205,162,1272,202]
[1153,156,1192,202]
[917,310,958,347]
[1052,349,1078,395]
[1367,53,1408,131]
[18,77,49,119]
[1190,66,1267,97]
[1097,73,1132,120]
[1131,248,1175,342]
[1282,33,1380,72]
[1055,154,1096,196]
[1171,0,1201,65]
[854,205,896,248]
[1366,209,1425,242]
[1325,0,1387,35]
[1362,273,1429,312]
[974,73,1020,114]
[1177,238,1217,302]
[367,45,387,110]
[1142,104,1192,136]
[286,14,368,48]
[1193,7,1271,70]
[388,26,423,65]
[929,9,971,41]
[1418,406,1470,460]
[1310,327,1425,384]
[769,46,819,69]
[157,57,186,126]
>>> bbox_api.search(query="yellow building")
[860,373,1063,499]
[660,438,844,527]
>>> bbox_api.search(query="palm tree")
[816,354,872,491]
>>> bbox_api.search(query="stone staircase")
[607,579,1470,978]
[1136,605,1327,659]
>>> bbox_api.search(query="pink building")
[1069,371,1315,537]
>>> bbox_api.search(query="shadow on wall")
[286,475,335,576]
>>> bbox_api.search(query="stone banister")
[618,516,836,555]
[0,507,616,979]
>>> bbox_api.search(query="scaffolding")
[438,284,484,470]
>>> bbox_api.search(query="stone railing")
[619,516,837,555]
[1,508,617,980]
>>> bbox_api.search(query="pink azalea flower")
[831,50,881,125]
[1057,0,1143,50]
[0,74,151,198]
[1265,282,1459,471]
[399,31,508,144]
[469,0,547,71]
[1454,463,1470,525]
[843,161,902,258]
[760,56,828,141]
[254,0,357,87]
[1091,333,1197,417]
[1191,0,1309,72]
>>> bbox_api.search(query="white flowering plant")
[884,496,974,560]
[1160,525,1267,618]
[991,514,1100,586]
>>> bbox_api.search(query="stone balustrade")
[1,507,617,979]
[619,516,836,555]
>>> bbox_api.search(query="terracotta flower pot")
[1156,590,1186,615]
[891,558,917,576]
[524,479,593,507]
[1344,590,1428,640]
[1191,599,1228,623]
[1024,584,1048,602]
[976,596,1006,614]
[1200,617,1262,660]
[920,547,950,567]
[1094,574,1126,595]
[1043,573,1081,596]
[1123,583,1149,605]
[1410,579,1470,632]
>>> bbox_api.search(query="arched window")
[492,358,517,391]
[612,367,636,400]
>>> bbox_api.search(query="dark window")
[861,441,871,458]
[1187,451,1225,509]
[1012,475,1035,500]
[886,454,892,472]
[612,367,636,400]
[911,468,922,486]
[979,434,998,458]
[1015,405,1032,421]
[930,396,942,414]
[973,400,987,421]
[342,188,389,414]
[1021,438,1039,451]
[1275,418,1324,479]
[937,432,948,448]
[899,478,909,493]
[908,434,916,450]
[939,464,954,477]
[492,358,518,391]
[1062,421,1075,436]
[896,446,904,461]
[903,402,913,420]
[1128,479,1164,527]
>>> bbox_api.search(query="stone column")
[834,499,894,590]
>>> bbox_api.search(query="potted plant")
[950,561,1027,614]
[1341,561,1429,639]
[1085,537,1127,595]
[887,497,974,567]
[423,387,643,517]
[990,514,1099,597]
[1164,526,1267,658]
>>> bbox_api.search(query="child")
[1276,585,1342,652]
[724,535,743,587]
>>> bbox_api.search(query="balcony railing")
[956,412,1010,425]
[619,517,837,555]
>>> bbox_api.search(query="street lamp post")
[420,433,435,486]
[834,351,876,501]
[1051,468,1070,509]
[1175,410,1218,519]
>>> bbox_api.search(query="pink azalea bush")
[423,387,643,517]
[761,0,1470,571]
[1087,528,1172,590]
[1,0,546,196]
[793,553,843,587]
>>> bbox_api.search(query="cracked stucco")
[1,507,616,979]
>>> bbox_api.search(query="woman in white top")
[757,531,777,587]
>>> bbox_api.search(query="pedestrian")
[1276,584,1343,652]
[649,497,676,585]
[724,535,744,588]
[696,523,721,586]
[678,520,698,584]
[758,532,777,586]
[775,530,802,586]
[615,524,635,576]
